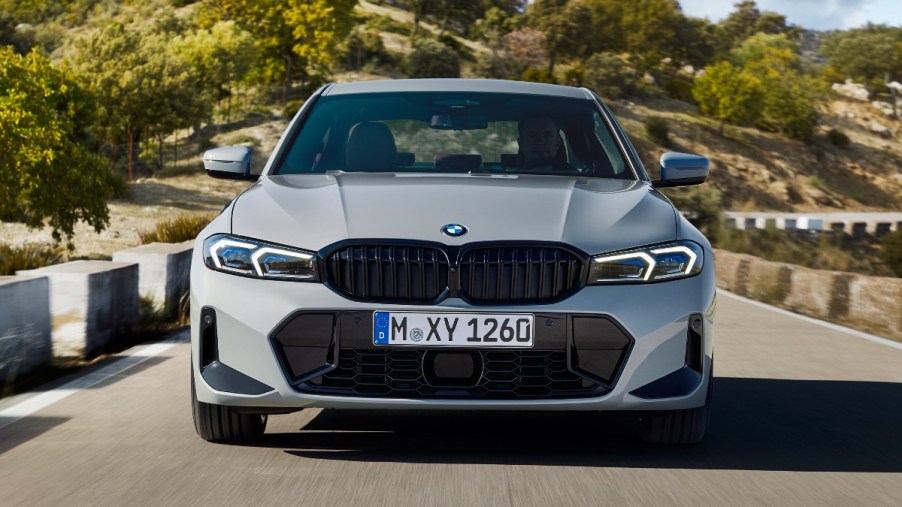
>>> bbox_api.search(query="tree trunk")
[283,55,292,106]
[547,52,556,75]
[438,11,448,38]
[718,119,725,136]
[411,3,421,41]
[157,132,164,173]
[127,129,135,181]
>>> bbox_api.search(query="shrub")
[880,230,902,277]
[0,243,65,276]
[583,52,640,99]
[660,186,724,244]
[138,213,216,244]
[520,67,556,84]
[645,117,671,147]
[341,28,390,71]
[826,128,851,148]
[664,77,695,103]
[406,39,460,78]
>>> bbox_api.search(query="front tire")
[191,370,267,444]
[637,374,713,444]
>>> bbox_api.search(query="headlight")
[588,241,703,284]
[203,234,319,281]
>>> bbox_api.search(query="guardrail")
[714,249,902,340]
[1,242,194,382]
[722,212,902,237]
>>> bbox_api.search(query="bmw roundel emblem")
[441,224,468,237]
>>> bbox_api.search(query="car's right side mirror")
[651,152,709,188]
[203,146,259,181]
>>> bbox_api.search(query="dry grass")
[138,213,216,245]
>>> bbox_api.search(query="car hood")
[231,173,678,255]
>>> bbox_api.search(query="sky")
[678,0,902,31]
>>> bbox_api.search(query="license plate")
[373,312,534,347]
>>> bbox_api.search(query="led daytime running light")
[250,247,315,278]
[649,245,698,273]
[591,251,656,281]
[210,238,257,270]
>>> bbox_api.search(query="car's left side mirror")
[651,152,709,188]
[203,146,259,181]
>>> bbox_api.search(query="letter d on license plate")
[373,312,534,347]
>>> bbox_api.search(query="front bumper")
[190,248,716,412]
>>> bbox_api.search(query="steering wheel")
[519,157,577,172]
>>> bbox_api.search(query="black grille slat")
[326,245,448,303]
[459,246,582,303]
[303,349,603,399]
[325,244,581,304]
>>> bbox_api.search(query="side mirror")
[203,146,258,181]
[652,152,709,188]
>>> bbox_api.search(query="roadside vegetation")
[2,0,902,278]
[137,213,216,244]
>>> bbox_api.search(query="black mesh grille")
[326,245,449,302]
[459,247,582,303]
[302,349,603,399]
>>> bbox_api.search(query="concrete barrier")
[18,261,139,358]
[113,241,193,317]
[714,249,902,340]
[0,276,52,384]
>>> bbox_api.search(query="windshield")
[273,92,633,179]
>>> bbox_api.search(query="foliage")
[663,77,695,103]
[68,21,209,179]
[0,48,114,243]
[583,52,641,99]
[138,213,216,244]
[661,186,724,244]
[737,36,822,141]
[881,231,902,277]
[171,20,258,105]
[645,117,671,147]
[527,0,592,74]
[406,39,460,78]
[0,242,65,276]
[340,27,393,72]
[826,128,851,148]
[714,0,799,55]
[693,61,763,133]
[197,0,357,102]
[520,67,556,84]
[821,25,902,86]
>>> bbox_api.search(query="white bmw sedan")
[191,79,716,445]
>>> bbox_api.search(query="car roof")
[322,78,591,99]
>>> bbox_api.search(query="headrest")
[346,122,398,171]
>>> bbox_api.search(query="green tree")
[736,35,822,140]
[198,0,356,104]
[69,22,208,179]
[619,0,681,70]
[172,20,257,122]
[583,52,641,99]
[0,48,113,243]
[716,1,799,54]
[693,60,764,134]
[821,25,902,87]
[528,0,592,74]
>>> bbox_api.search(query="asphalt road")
[1,292,901,506]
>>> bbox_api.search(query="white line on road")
[719,290,902,352]
[0,330,189,431]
